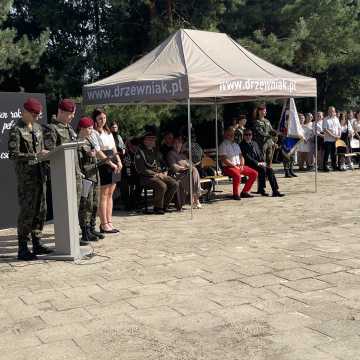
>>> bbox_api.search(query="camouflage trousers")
[17,176,46,244]
[76,176,82,209]
[78,181,99,228]
[263,140,275,167]
[283,154,295,170]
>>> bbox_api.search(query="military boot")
[89,220,105,240]
[18,240,37,261]
[80,227,96,245]
[284,169,292,178]
[86,226,99,242]
[32,236,53,255]
[90,227,105,240]
[289,164,298,177]
[80,227,90,246]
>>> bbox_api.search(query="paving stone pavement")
[1,168,360,359]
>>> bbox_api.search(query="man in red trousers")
[219,127,258,200]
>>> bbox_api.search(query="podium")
[41,142,89,260]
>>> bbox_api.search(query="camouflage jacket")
[43,120,82,178]
[8,119,46,178]
[78,139,99,183]
[43,120,77,150]
[253,118,275,148]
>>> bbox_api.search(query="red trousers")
[223,165,258,196]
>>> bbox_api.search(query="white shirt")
[313,120,323,135]
[219,139,241,166]
[89,131,101,151]
[352,119,360,132]
[322,116,341,142]
[297,125,313,152]
[96,130,116,150]
[341,122,354,136]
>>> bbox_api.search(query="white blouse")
[96,130,116,151]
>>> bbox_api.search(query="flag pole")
[187,98,193,219]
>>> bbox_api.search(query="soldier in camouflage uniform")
[43,99,82,199]
[77,117,104,243]
[252,105,277,167]
[43,99,87,244]
[283,153,297,178]
[8,98,52,260]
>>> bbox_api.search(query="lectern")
[41,142,89,260]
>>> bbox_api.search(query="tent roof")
[83,29,317,105]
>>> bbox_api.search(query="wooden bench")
[345,152,360,158]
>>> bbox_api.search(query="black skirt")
[99,150,116,186]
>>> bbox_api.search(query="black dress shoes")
[272,191,285,197]
[233,195,241,200]
[153,207,165,215]
[240,192,254,198]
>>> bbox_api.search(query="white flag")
[288,98,304,139]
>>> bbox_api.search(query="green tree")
[230,0,360,109]
[0,0,47,84]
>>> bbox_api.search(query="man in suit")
[240,129,284,197]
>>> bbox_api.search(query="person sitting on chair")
[166,136,203,209]
[121,137,141,210]
[240,129,284,197]
[219,127,258,200]
[135,130,179,214]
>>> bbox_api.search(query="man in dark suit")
[240,129,284,197]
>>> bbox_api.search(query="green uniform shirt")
[8,119,46,177]
[134,144,162,177]
[78,139,99,183]
[43,120,83,178]
[253,118,275,149]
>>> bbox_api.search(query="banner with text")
[0,92,47,229]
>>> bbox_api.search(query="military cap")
[58,99,76,113]
[23,98,42,114]
[78,117,94,128]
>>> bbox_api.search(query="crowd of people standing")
[8,98,359,261]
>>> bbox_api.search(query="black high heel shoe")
[100,224,118,234]
[108,222,120,233]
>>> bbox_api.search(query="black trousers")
[323,141,337,169]
[253,165,279,193]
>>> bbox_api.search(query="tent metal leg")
[215,101,219,174]
[187,98,193,219]
[315,97,318,193]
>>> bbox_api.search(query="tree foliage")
[1,0,360,135]
[0,0,47,83]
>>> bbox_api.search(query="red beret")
[58,99,76,113]
[78,117,94,129]
[23,98,42,114]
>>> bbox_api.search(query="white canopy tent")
[83,29,318,216]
